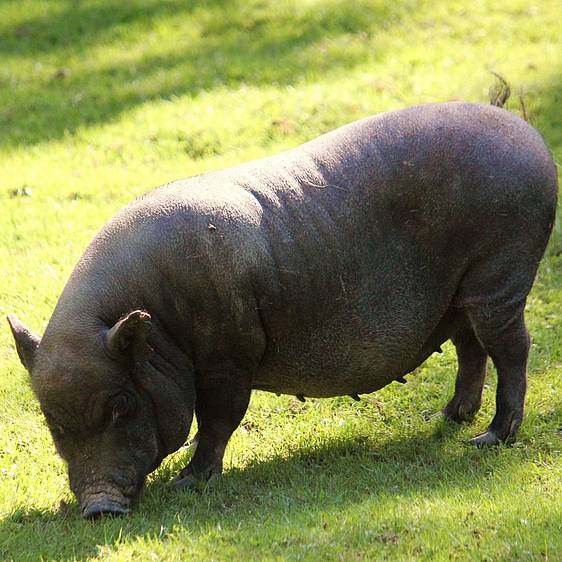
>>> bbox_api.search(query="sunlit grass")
[0,0,560,560]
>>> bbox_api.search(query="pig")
[8,102,558,518]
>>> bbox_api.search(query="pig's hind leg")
[451,234,541,445]
[442,315,488,423]
[464,300,529,446]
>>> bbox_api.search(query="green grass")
[0,0,561,560]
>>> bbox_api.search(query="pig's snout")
[82,498,130,519]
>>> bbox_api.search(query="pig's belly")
[252,321,431,398]
[251,250,461,398]
[252,361,401,397]
[250,281,465,397]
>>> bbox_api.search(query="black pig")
[8,102,558,518]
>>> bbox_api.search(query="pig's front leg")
[172,372,252,487]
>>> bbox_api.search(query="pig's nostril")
[82,499,130,519]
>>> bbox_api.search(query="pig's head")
[7,310,195,518]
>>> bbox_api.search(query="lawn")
[0,0,561,560]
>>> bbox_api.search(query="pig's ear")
[7,314,41,372]
[105,310,153,362]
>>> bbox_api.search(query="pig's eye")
[50,423,65,438]
[111,392,135,420]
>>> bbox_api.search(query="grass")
[0,0,561,560]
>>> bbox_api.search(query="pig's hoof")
[469,416,521,447]
[169,464,219,490]
[169,471,199,489]
[469,430,501,447]
[442,398,480,423]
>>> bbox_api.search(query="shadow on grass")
[0,0,408,149]
[0,0,214,56]
[3,407,562,561]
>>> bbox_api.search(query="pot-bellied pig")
[8,102,558,518]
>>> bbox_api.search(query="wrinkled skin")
[8,103,558,518]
